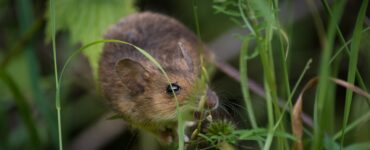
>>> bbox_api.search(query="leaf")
[345,142,370,150]
[324,135,340,150]
[292,78,317,150]
[236,128,296,142]
[237,128,267,139]
[45,0,136,79]
[273,131,297,141]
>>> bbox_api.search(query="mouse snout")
[205,89,219,110]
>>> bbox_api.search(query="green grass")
[239,36,261,148]
[0,71,41,149]
[2,0,370,149]
[340,0,368,149]
[17,0,57,147]
[314,0,347,149]
[49,0,62,149]
[213,0,370,149]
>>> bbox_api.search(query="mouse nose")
[205,89,219,110]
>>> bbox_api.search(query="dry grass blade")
[292,77,370,150]
[292,77,318,150]
[330,78,370,99]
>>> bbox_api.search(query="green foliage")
[17,0,58,147]
[3,0,370,149]
[239,36,262,148]
[196,120,296,149]
[213,0,370,149]
[46,0,136,78]
[206,120,237,142]
[324,135,370,150]
[214,0,286,149]
[340,0,368,148]
[0,71,41,149]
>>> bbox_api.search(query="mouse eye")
[166,83,181,95]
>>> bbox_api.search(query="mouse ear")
[177,40,194,72]
[115,59,150,96]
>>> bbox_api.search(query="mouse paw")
[156,127,176,144]
[159,132,174,144]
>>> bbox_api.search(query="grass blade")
[339,0,368,148]
[0,71,41,149]
[293,76,370,150]
[239,37,262,148]
[322,0,369,103]
[16,0,57,146]
[334,111,370,140]
[313,0,347,149]
[292,77,319,150]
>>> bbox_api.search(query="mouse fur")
[99,12,218,143]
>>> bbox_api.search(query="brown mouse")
[99,12,218,144]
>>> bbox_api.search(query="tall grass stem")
[340,0,368,148]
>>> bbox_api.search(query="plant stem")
[340,0,368,149]
[49,0,63,149]
[313,1,347,149]
[239,37,262,148]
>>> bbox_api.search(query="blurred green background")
[0,0,369,149]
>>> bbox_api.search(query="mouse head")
[112,43,218,129]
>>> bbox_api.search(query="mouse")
[98,12,219,144]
